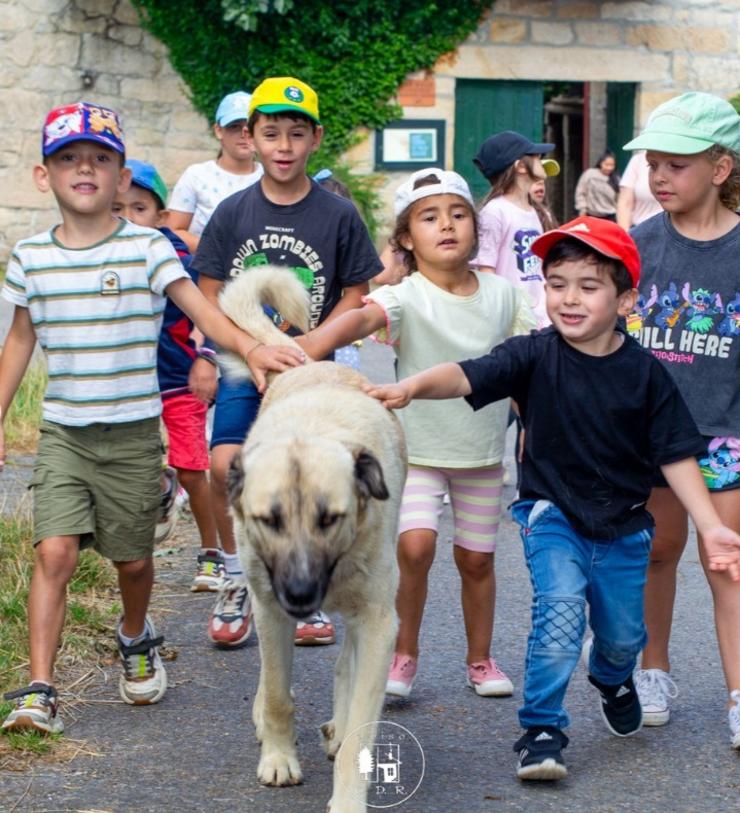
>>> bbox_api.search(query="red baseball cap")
[532,216,641,287]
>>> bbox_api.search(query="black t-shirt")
[460,328,705,539]
[193,180,382,328]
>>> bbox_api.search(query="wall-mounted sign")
[375,119,446,171]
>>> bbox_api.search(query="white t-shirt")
[471,196,548,328]
[169,159,264,236]
[3,221,188,426]
[620,152,662,227]
[368,271,536,467]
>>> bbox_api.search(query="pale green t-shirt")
[368,270,536,467]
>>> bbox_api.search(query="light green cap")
[623,92,740,154]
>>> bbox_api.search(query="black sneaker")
[513,726,569,780]
[588,673,643,737]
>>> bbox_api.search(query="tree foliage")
[220,0,294,32]
[132,0,491,233]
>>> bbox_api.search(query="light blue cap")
[215,91,252,126]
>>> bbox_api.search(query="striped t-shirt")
[2,219,188,426]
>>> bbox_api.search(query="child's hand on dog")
[247,344,306,393]
[363,382,412,410]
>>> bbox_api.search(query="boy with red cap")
[366,215,740,780]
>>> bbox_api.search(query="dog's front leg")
[328,606,396,813]
[252,598,302,786]
[321,621,356,760]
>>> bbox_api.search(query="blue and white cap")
[215,91,252,126]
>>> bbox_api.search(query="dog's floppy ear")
[353,448,389,501]
[227,450,246,518]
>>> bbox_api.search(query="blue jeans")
[511,499,653,730]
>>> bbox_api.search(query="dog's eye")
[317,510,340,530]
[256,511,282,531]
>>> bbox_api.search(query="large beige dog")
[221,267,407,812]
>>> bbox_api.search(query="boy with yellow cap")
[189,77,382,649]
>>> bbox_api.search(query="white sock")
[222,552,243,579]
[118,618,152,647]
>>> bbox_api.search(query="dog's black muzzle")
[270,552,337,620]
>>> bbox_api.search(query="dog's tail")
[217,265,310,382]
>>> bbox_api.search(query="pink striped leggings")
[398,464,504,553]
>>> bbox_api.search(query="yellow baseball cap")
[248,77,320,124]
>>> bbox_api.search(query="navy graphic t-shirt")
[192,180,382,328]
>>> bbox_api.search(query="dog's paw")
[326,796,365,813]
[257,748,303,786]
[320,720,341,760]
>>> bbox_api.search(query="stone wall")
[0,0,214,261]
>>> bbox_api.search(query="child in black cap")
[471,130,557,329]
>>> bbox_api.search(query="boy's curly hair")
[390,174,479,273]
[707,145,740,211]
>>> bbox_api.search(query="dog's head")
[228,436,389,619]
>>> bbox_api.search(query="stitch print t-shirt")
[193,181,381,328]
[471,196,548,327]
[629,212,740,437]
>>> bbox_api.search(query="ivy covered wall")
[132,0,491,166]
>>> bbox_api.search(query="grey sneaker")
[154,467,179,544]
[634,668,678,727]
[118,616,167,705]
[2,683,64,734]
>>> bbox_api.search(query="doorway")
[453,79,636,224]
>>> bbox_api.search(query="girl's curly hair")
[707,145,740,211]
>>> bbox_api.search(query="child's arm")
[166,277,304,393]
[364,363,472,410]
[167,211,200,254]
[296,301,386,361]
[660,457,740,581]
[0,307,37,470]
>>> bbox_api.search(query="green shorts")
[30,418,162,561]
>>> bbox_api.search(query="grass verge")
[3,358,46,455]
[0,511,120,768]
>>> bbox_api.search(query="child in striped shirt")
[0,102,302,736]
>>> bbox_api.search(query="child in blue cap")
[112,159,227,594]
[169,91,264,253]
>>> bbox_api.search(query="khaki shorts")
[30,418,162,561]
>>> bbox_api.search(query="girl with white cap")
[297,168,536,700]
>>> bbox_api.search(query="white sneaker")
[634,668,677,726]
[729,690,740,750]
[191,549,227,593]
[118,616,167,705]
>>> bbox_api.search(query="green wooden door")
[454,79,545,202]
[606,82,636,173]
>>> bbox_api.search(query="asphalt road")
[0,337,738,813]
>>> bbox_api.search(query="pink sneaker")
[386,653,418,698]
[467,658,513,697]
